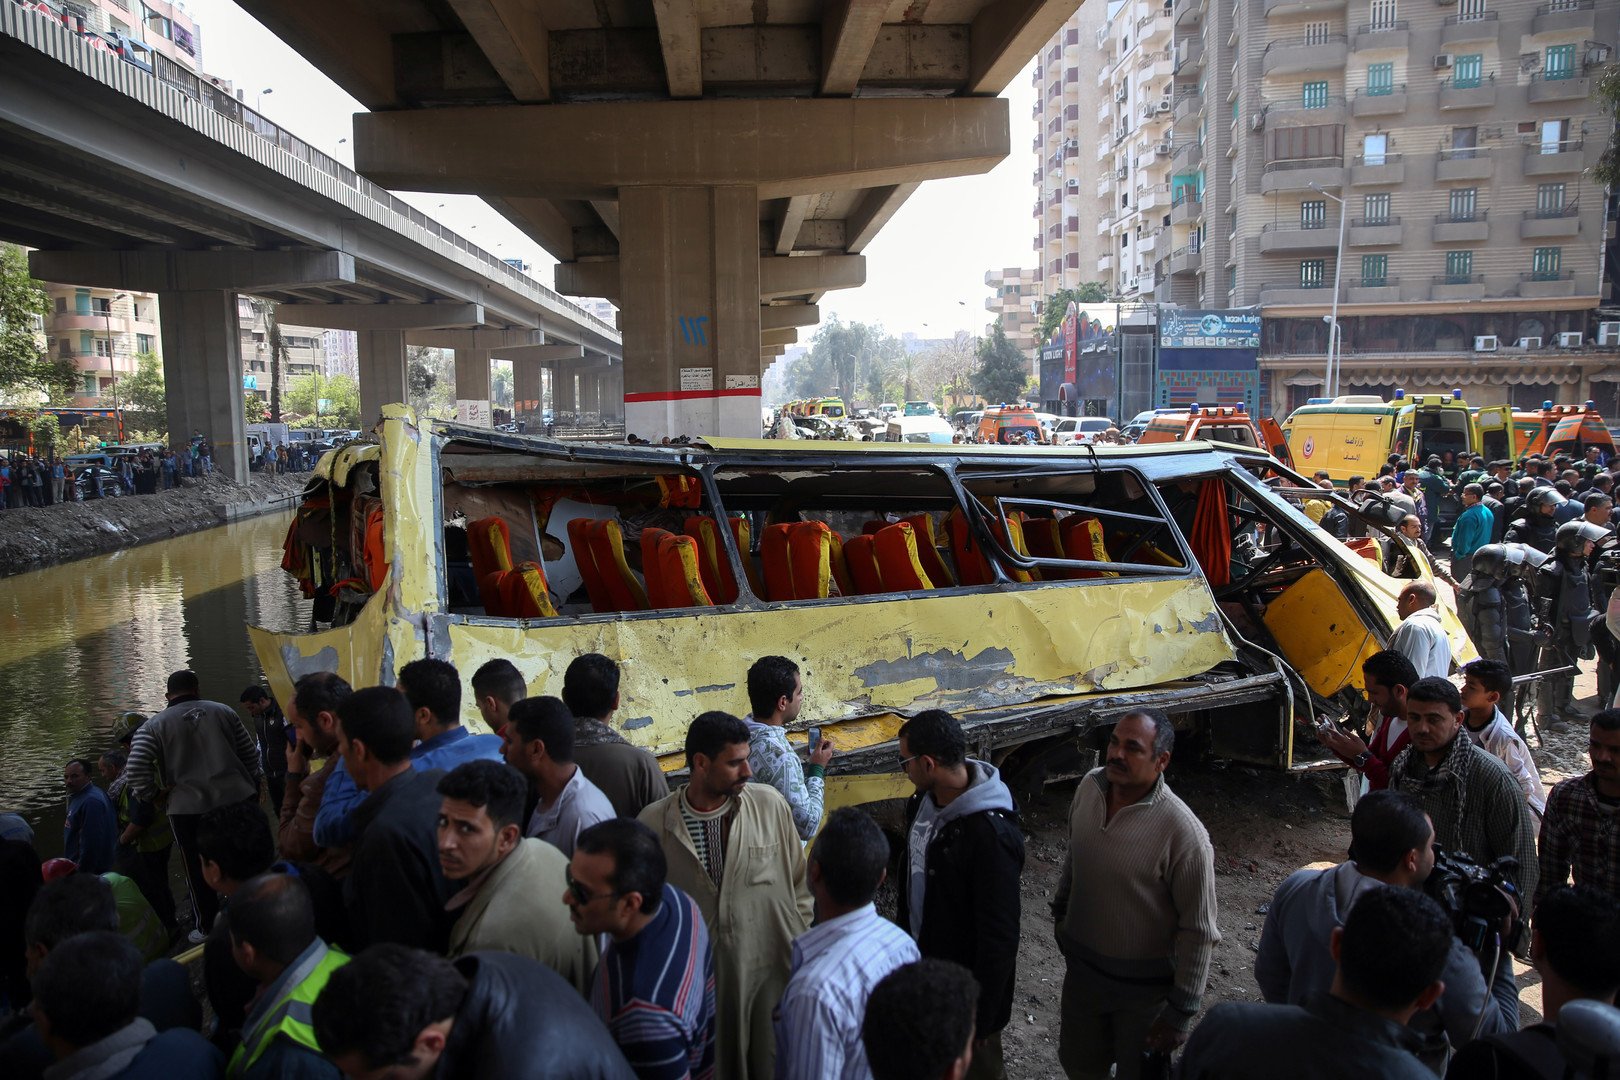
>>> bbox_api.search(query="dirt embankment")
[0,470,308,577]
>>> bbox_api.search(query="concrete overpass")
[239,0,1077,437]
[0,3,622,480]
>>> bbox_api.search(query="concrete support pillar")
[620,185,762,439]
[454,348,492,426]
[513,360,543,421]
[556,364,579,419]
[357,329,408,427]
[602,363,623,424]
[157,289,247,483]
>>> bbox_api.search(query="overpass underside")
[241,0,1077,437]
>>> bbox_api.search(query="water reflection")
[0,512,303,835]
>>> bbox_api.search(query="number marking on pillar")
[678,316,710,346]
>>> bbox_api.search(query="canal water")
[0,511,305,847]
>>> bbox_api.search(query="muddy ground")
[997,666,1602,1078]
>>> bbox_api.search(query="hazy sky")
[188,0,1040,340]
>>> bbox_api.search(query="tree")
[974,319,1029,406]
[245,395,268,425]
[491,364,514,408]
[260,299,286,423]
[1036,283,1111,343]
[790,317,904,408]
[0,244,75,404]
[1597,65,1620,192]
[285,373,360,428]
[122,351,167,439]
[407,346,455,418]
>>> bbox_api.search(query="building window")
[94,337,111,358]
[75,289,90,316]
[83,375,98,395]
[1368,0,1398,31]
[1301,200,1327,229]
[1544,44,1576,80]
[1362,133,1388,166]
[1531,247,1563,280]
[1448,188,1478,221]
[54,296,66,315]
[1445,250,1473,283]
[1366,63,1394,95]
[1535,183,1567,217]
[1456,0,1486,20]
[1539,119,1569,154]
[136,334,154,353]
[1227,266,1237,293]
[1363,193,1391,225]
[1300,259,1326,288]
[1453,54,1483,89]
[78,330,92,353]
[1304,21,1332,44]
[1302,81,1330,108]
[1450,126,1477,159]
[1360,255,1388,287]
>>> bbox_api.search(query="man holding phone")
[743,656,834,841]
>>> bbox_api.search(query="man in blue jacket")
[1449,483,1495,583]
[64,758,116,875]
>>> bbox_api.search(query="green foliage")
[407,346,454,419]
[791,317,904,408]
[1036,283,1110,343]
[1596,66,1620,192]
[492,364,513,408]
[0,244,74,404]
[121,351,168,441]
[244,395,268,425]
[28,412,60,453]
[974,319,1030,406]
[284,373,360,428]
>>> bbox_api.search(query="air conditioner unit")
[1251,113,1265,131]
[1064,138,1079,150]
[1155,141,1172,155]
[1433,54,1454,68]
[1066,178,1081,189]
[1599,321,1620,346]
[1156,99,1173,113]
[1473,335,1499,352]
[1558,332,1584,348]
[1587,45,1612,66]
[1117,165,1130,179]
[1115,84,1129,102]
[1516,336,1542,350]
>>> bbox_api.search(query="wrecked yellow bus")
[251,405,1472,806]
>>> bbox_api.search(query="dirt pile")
[0,470,307,577]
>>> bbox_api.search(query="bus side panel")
[249,579,402,715]
[1261,569,1382,697]
[439,576,1239,758]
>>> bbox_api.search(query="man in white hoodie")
[895,709,1024,1080]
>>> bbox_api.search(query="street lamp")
[1308,181,1346,397]
[102,291,129,413]
[256,87,273,113]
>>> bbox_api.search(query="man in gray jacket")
[1253,789,1518,1069]
[126,669,260,941]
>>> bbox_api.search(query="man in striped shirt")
[774,807,920,1079]
[567,818,717,1080]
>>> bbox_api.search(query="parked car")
[1052,417,1116,445]
[1119,410,1158,442]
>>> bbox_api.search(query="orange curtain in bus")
[1190,479,1231,589]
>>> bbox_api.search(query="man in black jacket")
[895,709,1024,1080]
[337,687,452,954]
[312,944,634,1079]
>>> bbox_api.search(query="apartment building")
[1031,0,1112,299]
[1177,0,1618,414]
[42,285,161,407]
[238,297,340,405]
[984,267,1042,364]
[58,0,206,73]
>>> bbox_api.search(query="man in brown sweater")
[277,672,355,877]
[1051,709,1220,1080]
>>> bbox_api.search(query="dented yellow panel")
[1263,569,1383,698]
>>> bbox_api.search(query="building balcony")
[1258,221,1341,253]
[1440,11,1499,47]
[1348,279,1402,303]
[1097,212,1116,237]
[1172,140,1204,171]
[1429,274,1486,302]
[1175,37,1203,73]
[1350,154,1405,185]
[1350,21,1408,53]
[1262,35,1347,75]
[1349,218,1403,246]
[1139,184,1172,212]
[1098,99,1114,125]
[1097,173,1113,198]
[1265,98,1348,128]
[1142,48,1176,80]
[1532,0,1595,38]
[1522,140,1586,175]
[1352,87,1407,117]
[1175,0,1204,26]
[1154,227,1175,259]
[1263,0,1345,17]
[1432,212,1490,243]
[1173,88,1202,123]
[1438,73,1497,110]
[1261,158,1346,193]
[1169,245,1202,275]
[1140,4,1174,45]
[1519,271,1577,299]
[1520,206,1582,239]
[1528,72,1591,104]
[1435,150,1493,181]
[1097,252,1115,274]
[51,314,158,335]
[1259,282,1339,305]
[1170,193,1201,225]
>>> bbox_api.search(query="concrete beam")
[406,328,545,350]
[650,0,703,98]
[761,304,820,332]
[494,344,586,363]
[775,196,812,257]
[969,0,1083,95]
[29,249,356,293]
[822,0,889,95]
[846,184,919,252]
[555,261,620,301]
[761,328,799,348]
[444,0,551,102]
[271,303,485,331]
[760,255,867,300]
[353,98,1011,201]
[763,346,786,359]
[488,196,577,261]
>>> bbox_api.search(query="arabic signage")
[1158,309,1262,350]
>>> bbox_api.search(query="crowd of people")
[2,610,1618,1079]
[0,435,222,508]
